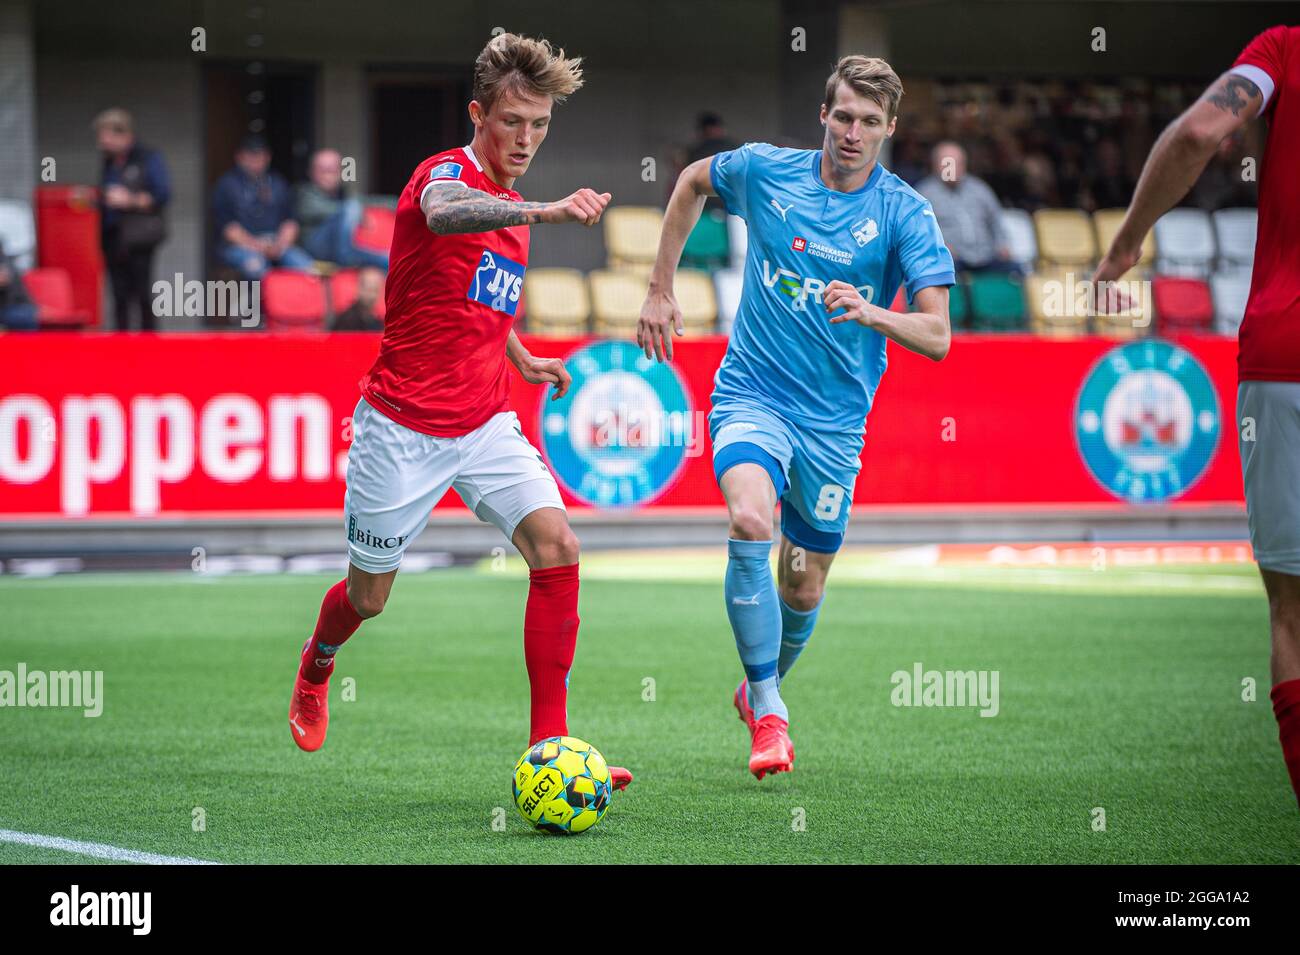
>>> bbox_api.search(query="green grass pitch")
[0,551,1296,864]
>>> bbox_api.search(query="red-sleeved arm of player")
[1231,24,1290,118]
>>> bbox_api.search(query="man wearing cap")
[211,134,313,282]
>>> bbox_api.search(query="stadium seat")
[1094,208,1153,267]
[22,267,90,328]
[0,198,36,271]
[522,268,589,335]
[1211,207,1257,268]
[999,208,1038,272]
[262,270,327,332]
[589,268,648,336]
[714,268,743,334]
[682,209,729,269]
[1024,269,1087,337]
[674,269,718,335]
[352,205,396,254]
[1152,276,1213,333]
[967,273,1027,330]
[1153,208,1215,277]
[328,268,387,321]
[1210,267,1252,335]
[948,282,970,329]
[1033,209,1097,267]
[603,206,663,270]
[726,214,748,270]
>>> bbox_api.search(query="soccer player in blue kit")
[637,55,955,779]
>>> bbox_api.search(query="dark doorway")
[369,69,470,197]
[203,61,318,193]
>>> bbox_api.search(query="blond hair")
[472,33,584,114]
[823,56,904,119]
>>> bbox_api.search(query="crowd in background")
[0,75,1262,333]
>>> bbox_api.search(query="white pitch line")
[0,828,220,865]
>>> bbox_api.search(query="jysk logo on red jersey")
[791,237,807,252]
[468,250,525,316]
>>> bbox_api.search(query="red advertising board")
[0,333,1244,520]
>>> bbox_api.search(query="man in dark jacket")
[95,108,171,331]
[0,248,37,331]
[212,135,313,280]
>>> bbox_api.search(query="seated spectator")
[0,249,37,331]
[296,149,389,270]
[916,141,1017,274]
[331,267,385,332]
[212,135,313,280]
[94,108,171,331]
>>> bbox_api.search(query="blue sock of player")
[777,595,821,685]
[724,538,786,722]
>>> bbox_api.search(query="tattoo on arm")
[422,183,548,234]
[1206,75,1260,117]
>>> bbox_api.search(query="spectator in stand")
[212,134,313,280]
[1080,137,1136,211]
[94,108,171,331]
[0,248,37,331]
[331,266,385,332]
[916,141,1016,274]
[296,149,389,270]
[686,112,738,213]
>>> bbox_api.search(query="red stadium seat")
[261,270,327,331]
[352,206,396,254]
[1152,276,1213,332]
[22,267,90,328]
[329,268,386,320]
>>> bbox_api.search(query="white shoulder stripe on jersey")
[1228,64,1275,117]
[418,177,468,206]
[463,144,484,171]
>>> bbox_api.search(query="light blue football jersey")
[710,143,955,434]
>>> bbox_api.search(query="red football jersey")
[1232,25,1300,382]
[359,145,530,436]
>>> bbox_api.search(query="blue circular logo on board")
[540,341,693,507]
[1074,340,1220,503]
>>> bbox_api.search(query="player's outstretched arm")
[1096,71,1263,283]
[638,158,716,361]
[421,182,611,235]
[825,281,951,362]
[506,329,572,400]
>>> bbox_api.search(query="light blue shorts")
[709,399,863,553]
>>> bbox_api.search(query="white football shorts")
[1238,381,1300,576]
[343,397,565,573]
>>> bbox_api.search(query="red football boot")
[748,714,794,780]
[289,645,330,752]
[608,765,634,791]
[733,680,757,737]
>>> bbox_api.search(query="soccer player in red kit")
[1095,24,1300,808]
[287,32,632,790]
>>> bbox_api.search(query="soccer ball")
[512,736,612,835]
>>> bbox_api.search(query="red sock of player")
[1271,678,1300,808]
[299,579,364,685]
[524,563,580,745]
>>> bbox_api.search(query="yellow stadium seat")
[1033,209,1098,267]
[1025,267,1088,337]
[674,270,717,334]
[589,268,649,334]
[603,207,663,270]
[523,268,589,336]
[1093,209,1154,267]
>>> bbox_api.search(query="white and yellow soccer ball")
[512,736,612,835]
